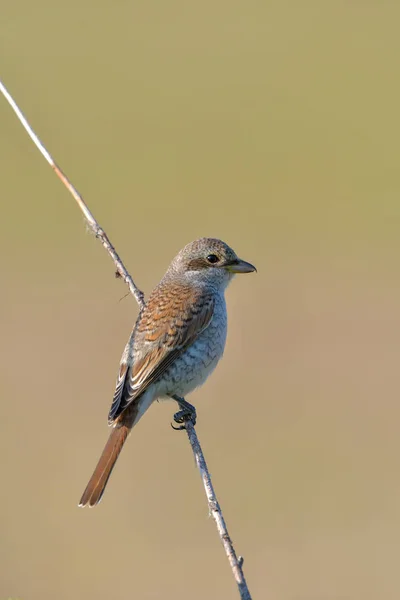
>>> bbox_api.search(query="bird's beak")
[224,258,257,274]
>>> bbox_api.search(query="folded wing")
[108,284,214,424]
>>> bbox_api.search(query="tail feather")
[79,424,130,507]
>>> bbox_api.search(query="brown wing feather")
[108,283,214,424]
[108,362,129,422]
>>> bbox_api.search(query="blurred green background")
[1,1,400,599]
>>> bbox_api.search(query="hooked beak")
[223,258,257,274]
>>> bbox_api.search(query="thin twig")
[184,418,252,600]
[0,79,253,600]
[0,80,145,311]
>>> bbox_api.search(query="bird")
[79,237,256,507]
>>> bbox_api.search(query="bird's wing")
[108,285,214,424]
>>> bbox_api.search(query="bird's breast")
[158,293,227,397]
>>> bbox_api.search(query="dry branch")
[0,79,253,600]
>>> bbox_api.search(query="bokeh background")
[1,1,400,599]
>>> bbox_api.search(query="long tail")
[79,423,131,507]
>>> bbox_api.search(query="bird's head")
[167,237,256,290]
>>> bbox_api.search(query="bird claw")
[171,413,187,431]
[170,397,197,431]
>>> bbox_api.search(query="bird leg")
[170,394,197,430]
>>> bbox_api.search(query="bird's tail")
[79,423,131,507]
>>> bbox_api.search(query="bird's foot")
[170,395,197,430]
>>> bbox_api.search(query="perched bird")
[79,238,256,507]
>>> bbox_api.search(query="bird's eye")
[206,254,219,264]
